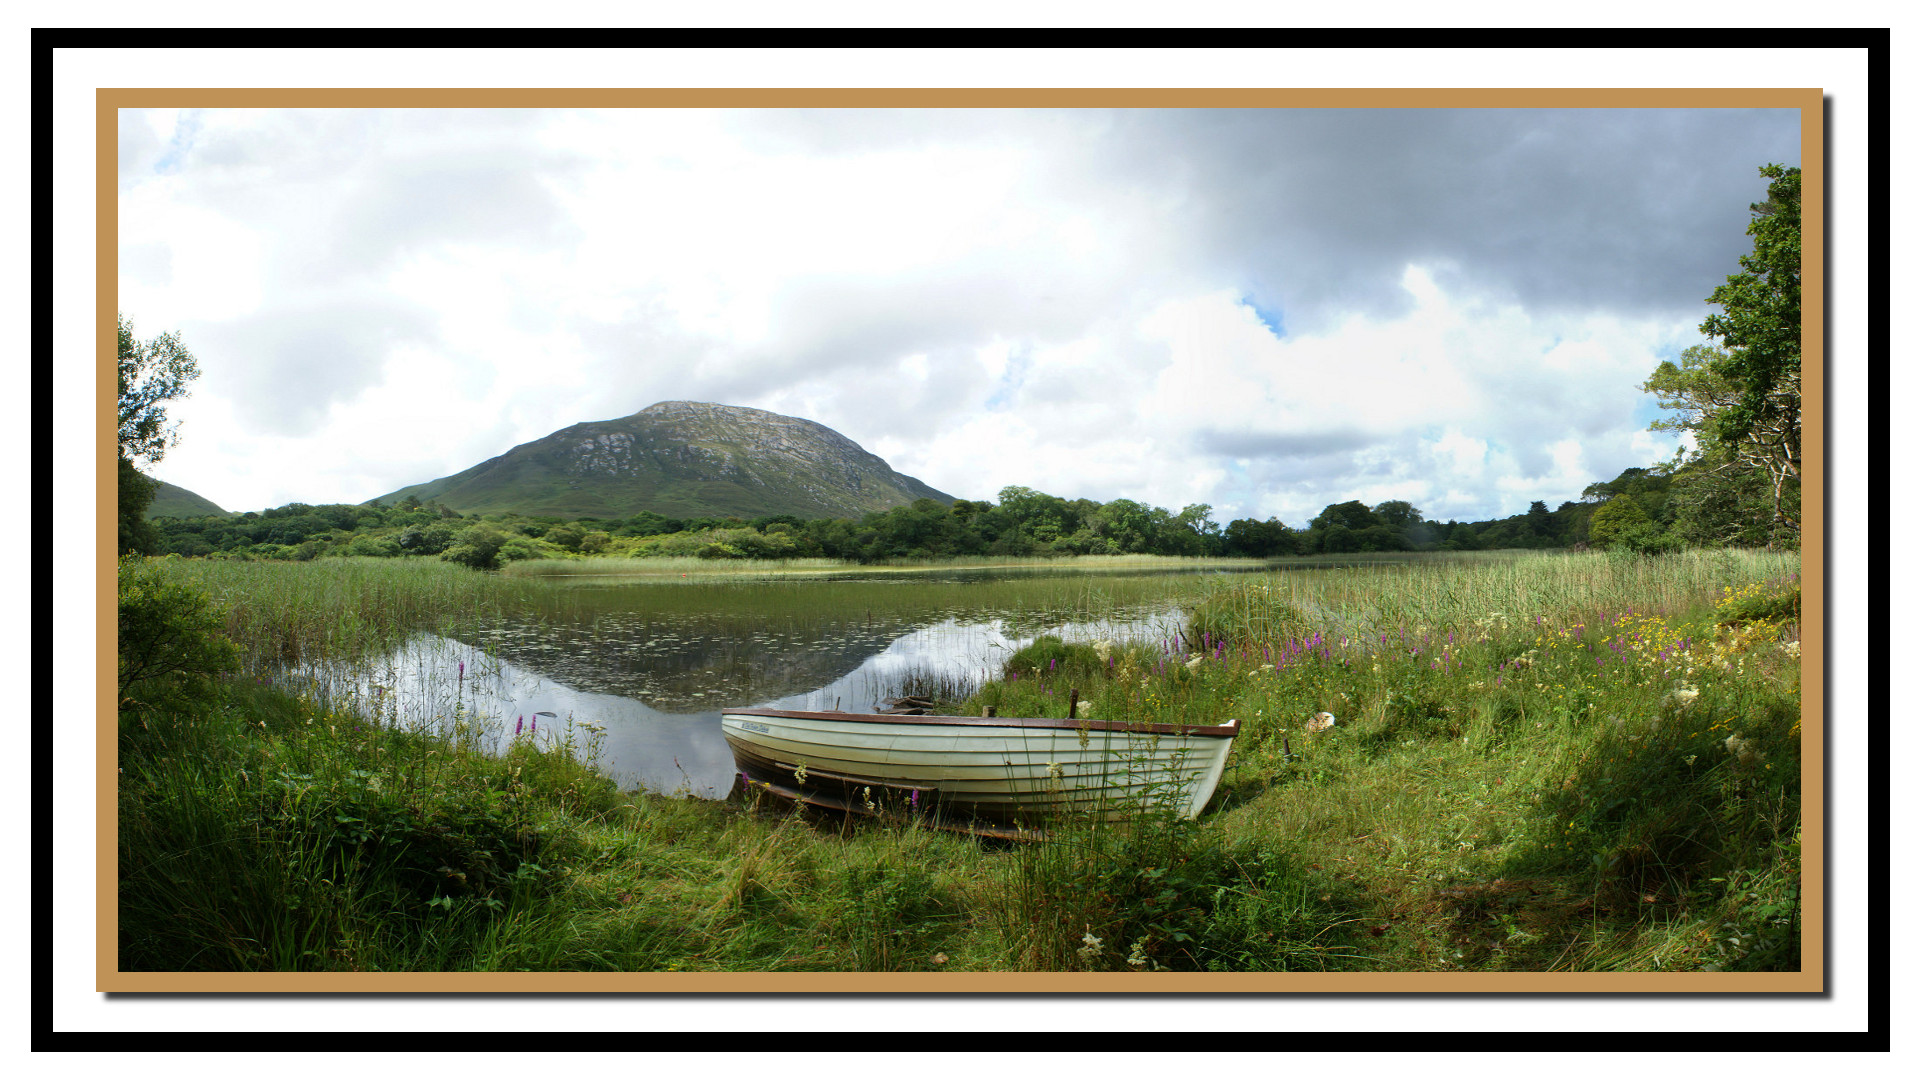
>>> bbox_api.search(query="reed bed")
[157,556,540,671]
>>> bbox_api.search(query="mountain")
[146,479,228,519]
[371,401,955,521]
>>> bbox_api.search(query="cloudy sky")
[116,104,1799,526]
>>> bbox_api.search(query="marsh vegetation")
[117,547,1802,974]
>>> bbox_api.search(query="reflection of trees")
[468,615,916,710]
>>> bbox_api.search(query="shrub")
[118,556,239,725]
[443,523,512,569]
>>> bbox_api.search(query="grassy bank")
[117,549,1802,972]
[956,549,1804,971]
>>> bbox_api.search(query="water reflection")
[305,605,1182,800]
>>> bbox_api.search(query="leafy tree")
[1587,496,1652,549]
[1665,455,1797,549]
[1525,500,1554,541]
[1312,501,1379,532]
[118,315,202,554]
[1319,523,1358,553]
[1222,517,1297,557]
[1700,164,1802,451]
[1371,500,1421,530]
[1172,504,1221,555]
[1644,163,1803,546]
[1644,342,1799,543]
[1089,498,1153,553]
[996,485,1075,543]
[118,314,202,467]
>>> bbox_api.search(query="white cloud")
[117,106,1765,522]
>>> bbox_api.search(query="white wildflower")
[1185,654,1205,671]
[1077,928,1104,960]
[1724,734,1764,768]
[1666,687,1700,710]
[1127,939,1151,968]
[1093,640,1115,663]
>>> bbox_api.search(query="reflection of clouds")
[306,610,1182,801]
[770,613,1182,713]
[312,634,737,800]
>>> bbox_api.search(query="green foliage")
[996,786,1365,972]
[1221,516,1298,557]
[1700,165,1802,448]
[1665,449,1800,550]
[117,678,596,971]
[442,523,513,570]
[1644,341,1799,547]
[1635,165,1803,549]
[1313,500,1378,533]
[1714,576,1801,627]
[119,457,163,556]
[1587,496,1652,550]
[118,556,239,724]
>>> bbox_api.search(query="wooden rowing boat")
[721,706,1239,838]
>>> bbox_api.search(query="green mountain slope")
[146,479,228,519]
[373,401,954,520]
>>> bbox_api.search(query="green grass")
[938,553,1804,971]
[151,555,542,671]
[117,548,1804,972]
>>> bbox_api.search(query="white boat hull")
[722,707,1238,835]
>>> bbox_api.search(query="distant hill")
[146,479,228,519]
[372,401,954,521]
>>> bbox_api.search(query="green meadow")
[116,547,1803,973]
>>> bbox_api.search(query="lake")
[294,565,1234,798]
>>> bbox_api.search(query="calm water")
[299,567,1222,798]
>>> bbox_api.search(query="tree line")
[136,475,1655,568]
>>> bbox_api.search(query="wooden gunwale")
[725,707,1239,739]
